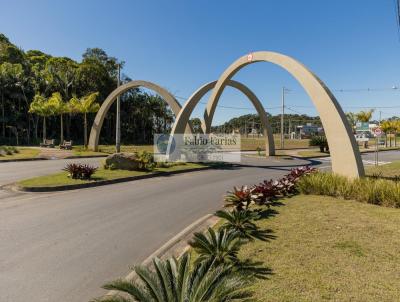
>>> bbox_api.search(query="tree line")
[210,113,322,135]
[0,33,174,146]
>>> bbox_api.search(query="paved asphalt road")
[0,150,398,302]
[0,157,102,186]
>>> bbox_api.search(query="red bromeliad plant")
[224,186,254,211]
[224,166,316,210]
[251,180,281,205]
[251,166,317,206]
[63,163,98,180]
[287,166,317,182]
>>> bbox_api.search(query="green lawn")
[241,137,310,150]
[365,160,400,178]
[296,149,329,157]
[97,145,154,154]
[0,147,40,161]
[240,195,400,302]
[71,146,107,157]
[18,162,207,188]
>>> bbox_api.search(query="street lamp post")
[280,87,285,149]
[116,64,121,153]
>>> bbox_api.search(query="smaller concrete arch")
[167,80,275,156]
[88,80,191,151]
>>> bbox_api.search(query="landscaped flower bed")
[94,166,316,301]
[94,166,400,301]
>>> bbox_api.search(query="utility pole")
[280,87,285,149]
[116,64,121,153]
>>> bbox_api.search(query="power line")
[287,104,400,109]
[175,95,281,111]
[284,86,399,94]
[173,85,400,113]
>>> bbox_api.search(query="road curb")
[0,154,107,164]
[0,157,49,163]
[15,166,213,193]
[65,155,107,159]
[105,213,219,297]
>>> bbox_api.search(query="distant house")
[296,123,324,139]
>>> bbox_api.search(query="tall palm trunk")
[60,113,64,143]
[43,116,46,142]
[84,113,87,148]
[1,91,5,138]
[34,115,38,141]
[27,113,31,145]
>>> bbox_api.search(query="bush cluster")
[63,163,98,180]
[0,145,19,156]
[296,171,400,208]
[103,151,156,171]
[309,135,329,152]
[224,166,316,211]
[98,166,317,302]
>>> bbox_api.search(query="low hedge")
[296,172,400,208]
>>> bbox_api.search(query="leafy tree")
[345,112,356,133]
[190,117,203,133]
[0,40,25,65]
[96,252,252,302]
[309,135,329,152]
[45,57,78,99]
[69,92,100,147]
[0,62,23,138]
[82,47,121,79]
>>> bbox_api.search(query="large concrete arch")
[204,51,364,178]
[88,80,191,151]
[168,80,275,156]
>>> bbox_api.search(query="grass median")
[0,147,40,161]
[17,162,208,188]
[235,195,400,301]
[366,160,400,179]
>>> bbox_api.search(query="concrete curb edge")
[105,213,219,297]
[14,166,214,192]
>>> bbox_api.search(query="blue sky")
[1,0,400,125]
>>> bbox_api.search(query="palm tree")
[69,92,100,148]
[380,120,395,147]
[394,120,400,147]
[355,109,374,148]
[355,109,374,123]
[47,92,70,143]
[215,209,270,242]
[345,112,357,133]
[188,228,242,266]
[29,94,56,142]
[95,252,252,302]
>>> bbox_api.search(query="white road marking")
[315,157,390,166]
